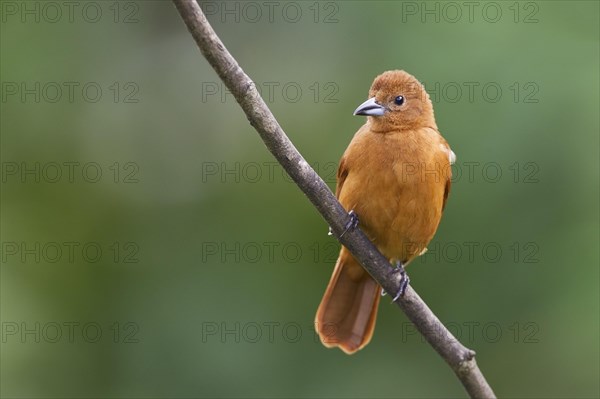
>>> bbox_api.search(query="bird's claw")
[339,210,359,238]
[391,261,410,302]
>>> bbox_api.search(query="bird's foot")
[339,210,359,238]
[391,261,410,302]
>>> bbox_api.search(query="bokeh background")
[1,1,598,398]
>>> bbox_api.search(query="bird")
[315,70,455,354]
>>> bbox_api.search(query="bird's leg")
[339,210,359,238]
[391,260,410,302]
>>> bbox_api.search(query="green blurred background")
[1,1,598,398]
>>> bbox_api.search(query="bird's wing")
[441,144,454,212]
[335,155,349,199]
[326,156,350,236]
[442,177,451,211]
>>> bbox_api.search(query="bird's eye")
[394,96,405,105]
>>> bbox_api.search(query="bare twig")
[171,1,496,398]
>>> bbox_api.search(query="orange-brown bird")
[315,70,455,354]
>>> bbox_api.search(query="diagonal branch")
[171,1,496,398]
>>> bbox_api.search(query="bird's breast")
[338,128,450,262]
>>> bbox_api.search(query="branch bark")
[171,1,496,398]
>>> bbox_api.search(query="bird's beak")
[353,97,386,116]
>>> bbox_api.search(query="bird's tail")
[315,247,381,354]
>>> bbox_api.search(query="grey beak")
[353,97,386,116]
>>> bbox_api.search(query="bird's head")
[353,70,435,132]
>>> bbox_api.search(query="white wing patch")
[449,149,456,165]
[440,144,457,165]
